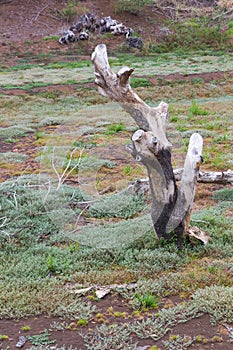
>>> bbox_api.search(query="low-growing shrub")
[130,77,152,88]
[106,123,126,134]
[114,0,153,14]
[0,126,34,140]
[212,187,233,201]
[88,192,145,219]
[152,18,231,52]
[191,285,233,324]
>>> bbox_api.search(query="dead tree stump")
[92,44,210,248]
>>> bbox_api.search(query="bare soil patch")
[1,293,233,349]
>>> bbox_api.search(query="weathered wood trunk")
[91,44,206,247]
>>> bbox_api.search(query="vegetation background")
[0,0,232,349]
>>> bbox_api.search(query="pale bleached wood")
[92,44,207,247]
[92,44,171,148]
[167,133,203,241]
[128,169,233,190]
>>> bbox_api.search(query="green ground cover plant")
[0,125,34,139]
[0,41,232,348]
[0,152,28,163]
[114,0,153,14]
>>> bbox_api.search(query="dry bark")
[128,169,233,194]
[92,44,208,247]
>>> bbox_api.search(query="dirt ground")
[0,1,233,349]
[0,293,232,349]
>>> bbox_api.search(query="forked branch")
[92,44,206,246]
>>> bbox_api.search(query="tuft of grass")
[123,164,132,175]
[135,293,159,310]
[188,100,209,117]
[55,0,78,22]
[106,123,126,135]
[43,35,60,41]
[130,77,152,88]
[152,17,232,53]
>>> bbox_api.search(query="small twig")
[39,13,62,21]
[212,9,233,21]
[190,219,209,224]
[0,216,8,228]
[42,179,51,203]
[223,323,233,337]
[51,146,85,192]
[57,147,82,190]
[0,229,10,238]
[70,204,90,234]
[33,4,49,22]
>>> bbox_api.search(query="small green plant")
[106,123,126,135]
[35,130,45,139]
[135,293,159,310]
[211,336,223,342]
[21,325,31,331]
[77,318,88,326]
[170,115,178,122]
[123,165,132,175]
[0,335,9,340]
[5,138,18,143]
[130,77,152,88]
[27,330,55,346]
[47,255,57,274]
[191,77,204,85]
[195,335,203,342]
[57,1,78,22]
[113,311,128,317]
[163,334,194,349]
[188,100,209,117]
[43,36,60,41]
[69,241,79,253]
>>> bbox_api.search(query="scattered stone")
[69,282,137,296]
[95,288,111,299]
[59,12,143,49]
[16,336,27,348]
[59,30,77,45]
[73,286,92,295]
[126,30,144,49]
[79,29,89,40]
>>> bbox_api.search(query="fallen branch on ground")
[128,169,233,195]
